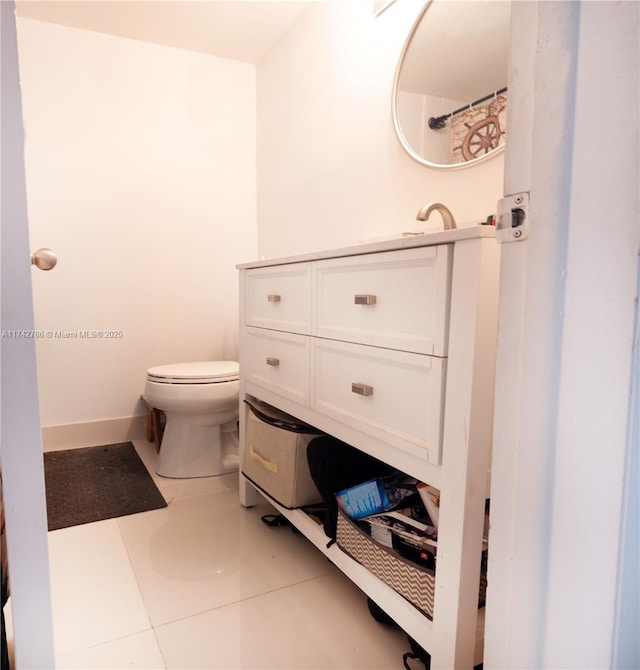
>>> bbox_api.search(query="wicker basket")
[336,509,487,620]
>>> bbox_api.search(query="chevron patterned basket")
[337,510,487,620]
[336,509,436,618]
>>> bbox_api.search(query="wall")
[16,18,258,436]
[256,0,504,259]
[16,1,502,436]
[397,91,467,167]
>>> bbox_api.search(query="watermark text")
[2,329,124,339]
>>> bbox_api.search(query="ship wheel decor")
[461,115,501,161]
[449,94,507,164]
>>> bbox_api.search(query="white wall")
[396,89,424,158]
[16,18,258,429]
[16,0,502,431]
[256,0,504,259]
[396,91,466,167]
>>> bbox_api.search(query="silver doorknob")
[31,248,57,271]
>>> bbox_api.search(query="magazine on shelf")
[335,472,418,519]
[363,507,437,551]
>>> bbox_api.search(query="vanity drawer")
[312,339,445,464]
[243,327,310,405]
[245,263,311,334]
[313,246,452,355]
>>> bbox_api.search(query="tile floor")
[4,439,411,669]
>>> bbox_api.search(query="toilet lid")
[147,361,239,384]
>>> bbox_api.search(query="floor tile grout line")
[116,515,156,614]
[54,627,165,668]
[150,571,336,632]
[114,514,166,665]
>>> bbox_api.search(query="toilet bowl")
[144,361,240,478]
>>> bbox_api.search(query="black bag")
[306,435,395,544]
[402,637,483,670]
[403,638,430,669]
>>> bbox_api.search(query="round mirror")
[392,0,511,170]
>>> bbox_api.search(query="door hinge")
[496,192,529,243]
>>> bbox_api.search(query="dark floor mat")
[44,442,167,531]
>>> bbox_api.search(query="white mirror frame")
[391,1,507,171]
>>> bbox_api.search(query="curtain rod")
[428,87,507,130]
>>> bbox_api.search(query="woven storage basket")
[337,509,436,618]
[336,509,487,620]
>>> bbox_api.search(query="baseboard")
[42,414,148,452]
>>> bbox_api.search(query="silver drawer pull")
[354,294,376,305]
[266,357,280,367]
[267,294,281,303]
[351,383,373,397]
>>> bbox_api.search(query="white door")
[1,1,55,667]
[485,2,639,668]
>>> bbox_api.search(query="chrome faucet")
[416,202,457,230]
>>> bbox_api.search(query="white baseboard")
[42,414,148,452]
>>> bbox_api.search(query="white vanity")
[237,226,499,670]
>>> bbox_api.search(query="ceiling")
[15,1,319,64]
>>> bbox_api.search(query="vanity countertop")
[236,224,496,269]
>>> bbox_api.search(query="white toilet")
[144,360,240,478]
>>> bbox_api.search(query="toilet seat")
[147,361,239,385]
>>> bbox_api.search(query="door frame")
[485,2,639,667]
